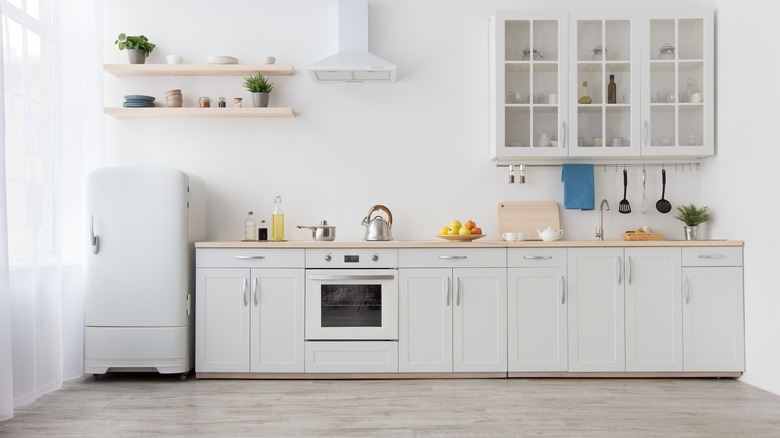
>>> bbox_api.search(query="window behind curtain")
[1,0,55,262]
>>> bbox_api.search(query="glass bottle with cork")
[244,211,256,241]
[272,195,284,241]
[258,219,268,241]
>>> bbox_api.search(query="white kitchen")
[1,0,779,436]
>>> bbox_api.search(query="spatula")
[619,169,631,214]
[656,169,672,213]
[640,169,649,214]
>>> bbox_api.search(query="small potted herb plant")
[674,204,710,240]
[243,72,274,107]
[114,33,155,64]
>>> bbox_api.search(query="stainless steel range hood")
[306,0,397,83]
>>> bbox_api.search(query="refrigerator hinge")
[186,293,191,316]
[186,185,191,208]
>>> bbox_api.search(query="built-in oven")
[305,249,398,341]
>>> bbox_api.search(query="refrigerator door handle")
[90,215,99,254]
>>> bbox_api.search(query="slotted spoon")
[619,169,631,214]
[640,169,649,214]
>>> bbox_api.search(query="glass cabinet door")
[569,12,641,157]
[490,11,567,159]
[641,10,713,156]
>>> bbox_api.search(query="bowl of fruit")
[437,220,485,242]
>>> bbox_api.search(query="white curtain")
[1,0,103,420]
[0,6,13,422]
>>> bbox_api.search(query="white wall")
[698,0,780,395]
[103,0,703,243]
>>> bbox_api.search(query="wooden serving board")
[497,201,560,241]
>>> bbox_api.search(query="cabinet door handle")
[698,254,726,259]
[559,276,566,305]
[561,121,567,148]
[445,277,451,306]
[236,255,265,260]
[439,255,467,260]
[242,278,248,307]
[616,256,623,285]
[643,120,649,147]
[685,277,691,305]
[523,255,552,260]
[627,257,633,285]
[456,277,461,306]
[253,277,259,306]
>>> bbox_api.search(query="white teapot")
[537,227,563,242]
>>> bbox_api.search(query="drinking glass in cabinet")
[592,44,607,60]
[522,46,544,61]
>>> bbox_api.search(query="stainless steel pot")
[298,220,336,241]
[361,205,393,241]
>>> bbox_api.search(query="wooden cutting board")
[497,201,560,241]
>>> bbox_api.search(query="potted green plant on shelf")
[674,203,710,241]
[114,33,155,64]
[243,72,274,108]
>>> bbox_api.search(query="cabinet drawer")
[196,248,305,268]
[682,247,742,267]
[399,248,506,268]
[508,248,566,268]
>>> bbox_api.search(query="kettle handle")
[364,204,393,226]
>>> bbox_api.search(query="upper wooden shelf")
[104,107,295,118]
[103,64,295,77]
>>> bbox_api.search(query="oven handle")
[307,274,396,281]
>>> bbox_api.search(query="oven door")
[305,269,398,341]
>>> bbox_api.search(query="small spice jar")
[218,97,226,108]
[233,97,243,108]
[198,97,211,108]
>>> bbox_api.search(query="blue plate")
[123,95,155,102]
[123,102,155,107]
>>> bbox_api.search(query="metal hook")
[615,164,618,172]
[603,164,607,172]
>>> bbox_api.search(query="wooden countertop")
[196,240,743,249]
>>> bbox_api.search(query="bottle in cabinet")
[272,195,284,241]
[608,75,616,104]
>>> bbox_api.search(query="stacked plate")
[165,89,183,108]
[123,95,155,107]
[206,55,238,64]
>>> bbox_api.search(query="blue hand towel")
[561,164,595,210]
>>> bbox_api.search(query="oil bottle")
[272,195,284,241]
[244,211,256,241]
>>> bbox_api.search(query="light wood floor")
[2,374,780,437]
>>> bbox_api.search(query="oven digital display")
[344,255,359,263]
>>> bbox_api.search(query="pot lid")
[316,220,336,228]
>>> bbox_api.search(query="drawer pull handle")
[308,274,395,281]
[236,255,266,260]
[698,254,727,259]
[523,255,552,260]
[439,255,467,260]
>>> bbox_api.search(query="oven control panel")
[306,249,398,269]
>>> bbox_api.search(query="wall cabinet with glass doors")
[489,9,713,161]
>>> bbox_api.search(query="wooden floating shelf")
[104,107,295,118]
[103,64,295,77]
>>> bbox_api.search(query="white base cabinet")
[567,248,625,372]
[682,247,744,372]
[508,248,568,372]
[624,248,683,372]
[398,249,507,373]
[195,249,305,373]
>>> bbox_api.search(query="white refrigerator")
[84,167,206,377]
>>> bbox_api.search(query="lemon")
[459,225,472,235]
[449,220,462,232]
[439,226,450,235]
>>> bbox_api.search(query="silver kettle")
[361,205,393,241]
